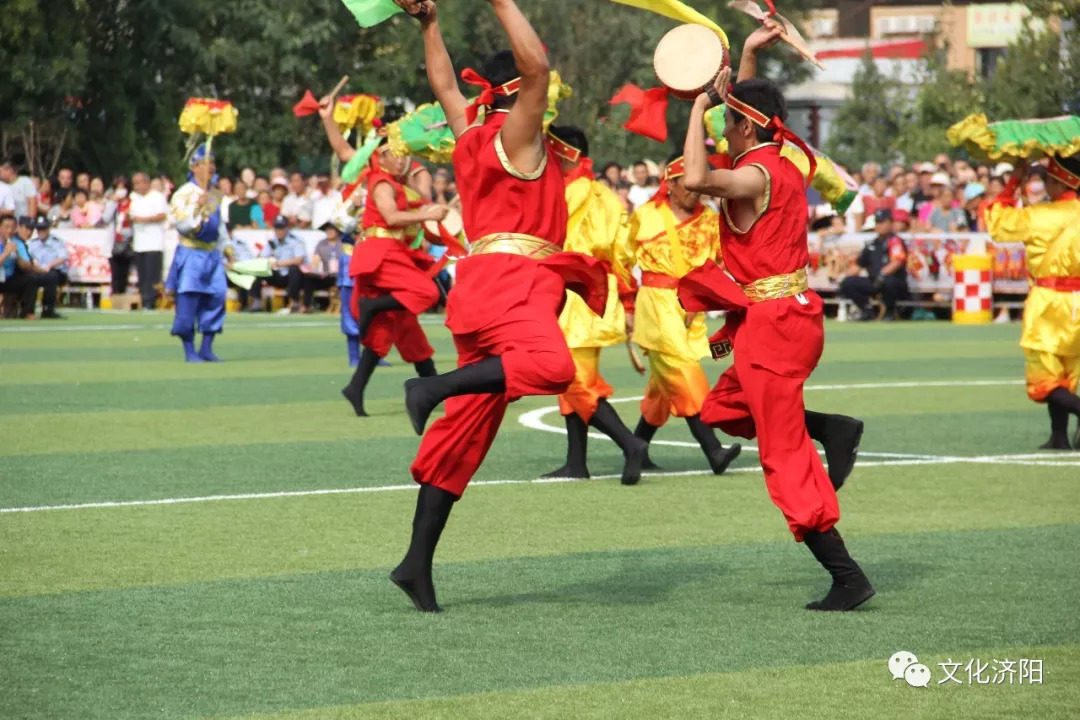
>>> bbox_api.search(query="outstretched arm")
[491,0,550,174]
[682,68,766,200]
[318,91,356,163]
[397,1,470,137]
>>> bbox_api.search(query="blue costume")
[167,146,229,362]
[337,231,362,366]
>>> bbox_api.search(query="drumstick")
[627,340,646,375]
[776,25,824,70]
[329,75,349,99]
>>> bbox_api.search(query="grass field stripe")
[0,458,959,515]
[0,317,446,333]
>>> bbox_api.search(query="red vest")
[362,170,410,231]
[719,143,809,285]
[452,111,568,245]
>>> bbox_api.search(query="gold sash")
[470,233,560,259]
[180,237,217,251]
[363,226,406,241]
[742,268,809,303]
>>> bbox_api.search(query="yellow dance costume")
[986,192,1080,401]
[627,195,722,427]
[556,176,632,420]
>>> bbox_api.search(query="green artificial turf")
[0,311,1077,719]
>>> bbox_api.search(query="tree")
[892,45,985,163]
[983,20,1080,118]
[0,0,90,177]
[824,52,901,168]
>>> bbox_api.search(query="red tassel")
[609,84,669,143]
[292,90,321,118]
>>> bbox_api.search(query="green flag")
[341,0,402,27]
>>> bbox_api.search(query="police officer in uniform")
[28,217,69,319]
[253,215,307,313]
[839,208,909,321]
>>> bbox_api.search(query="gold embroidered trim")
[180,237,217,251]
[363,226,406,241]
[470,233,559,258]
[721,163,771,235]
[494,132,547,181]
[741,268,809,303]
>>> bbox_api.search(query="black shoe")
[392,484,456,613]
[806,411,864,491]
[341,385,368,417]
[1038,435,1072,451]
[40,310,65,319]
[633,417,662,471]
[707,443,742,475]
[389,567,443,613]
[621,438,649,485]
[803,528,875,612]
[404,377,435,435]
[806,582,877,612]
[342,349,378,417]
[542,413,590,479]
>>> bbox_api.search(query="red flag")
[609,84,669,143]
[293,90,321,118]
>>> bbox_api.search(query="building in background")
[786,1,1046,149]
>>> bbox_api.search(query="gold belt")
[363,226,406,241]
[470,233,560,259]
[742,268,809,303]
[180,237,217,251]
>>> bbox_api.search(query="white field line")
[0,458,971,515]
[1,379,1062,515]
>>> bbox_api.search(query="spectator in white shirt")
[281,172,312,228]
[129,172,170,308]
[858,162,881,196]
[0,162,38,219]
[626,160,656,210]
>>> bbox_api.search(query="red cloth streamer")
[609,84,669,143]
[770,116,817,185]
[563,157,595,186]
[431,221,468,258]
[292,90,321,118]
[461,68,496,125]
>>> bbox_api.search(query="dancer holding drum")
[675,21,874,610]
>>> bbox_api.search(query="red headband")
[725,93,817,185]
[1048,156,1080,190]
[547,133,582,164]
[460,69,522,125]
[653,157,685,206]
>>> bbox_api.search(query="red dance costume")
[686,143,838,541]
[410,111,606,496]
[349,169,438,362]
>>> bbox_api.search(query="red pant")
[364,311,434,362]
[350,237,440,315]
[410,266,575,497]
[700,294,838,541]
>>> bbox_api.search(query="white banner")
[807,232,1029,295]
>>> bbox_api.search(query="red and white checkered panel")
[954,269,993,312]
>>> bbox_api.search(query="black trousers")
[227,278,251,309]
[34,269,66,312]
[303,273,336,308]
[253,266,303,305]
[110,254,132,295]
[839,274,909,315]
[1,271,39,318]
[134,251,163,309]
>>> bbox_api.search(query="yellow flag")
[611,0,729,47]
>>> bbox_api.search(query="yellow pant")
[1024,348,1080,402]
[640,350,710,427]
[558,347,614,421]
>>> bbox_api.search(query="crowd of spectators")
[1,150,1051,321]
